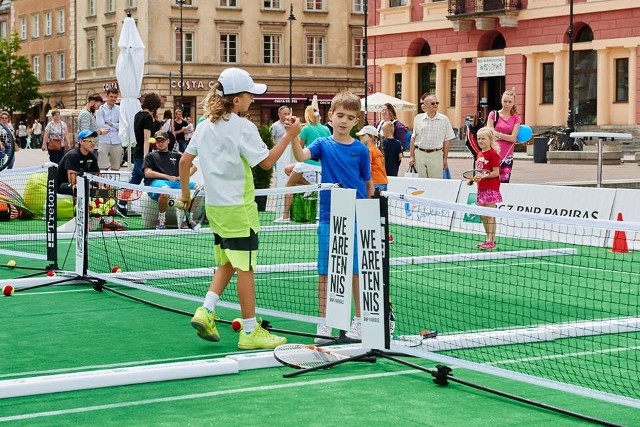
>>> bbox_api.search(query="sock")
[242,317,257,334]
[203,291,219,312]
[176,209,185,224]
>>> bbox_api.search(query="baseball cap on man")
[217,68,267,96]
[77,129,98,142]
[356,125,379,138]
[154,131,170,141]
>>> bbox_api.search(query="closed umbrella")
[116,16,145,166]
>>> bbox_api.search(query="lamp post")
[177,0,185,111]
[566,0,575,140]
[288,4,296,106]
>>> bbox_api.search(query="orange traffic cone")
[612,212,629,253]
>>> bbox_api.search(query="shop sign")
[477,56,505,77]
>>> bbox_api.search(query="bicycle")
[547,126,584,151]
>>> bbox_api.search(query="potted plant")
[253,124,274,211]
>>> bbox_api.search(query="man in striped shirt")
[409,94,456,178]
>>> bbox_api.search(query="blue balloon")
[517,124,532,143]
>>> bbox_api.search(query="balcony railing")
[447,0,523,17]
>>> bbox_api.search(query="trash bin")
[533,136,548,163]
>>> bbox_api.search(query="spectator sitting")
[143,130,199,230]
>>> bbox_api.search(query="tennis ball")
[148,137,156,144]
[6,260,16,268]
[2,285,14,296]
[231,318,243,332]
[111,266,122,273]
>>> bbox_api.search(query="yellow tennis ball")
[7,260,16,268]
[148,137,156,144]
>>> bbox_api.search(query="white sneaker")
[273,217,291,223]
[314,323,333,345]
[345,316,361,341]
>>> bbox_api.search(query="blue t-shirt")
[307,136,371,223]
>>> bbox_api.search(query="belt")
[416,147,442,153]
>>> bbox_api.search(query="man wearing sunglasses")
[409,94,456,178]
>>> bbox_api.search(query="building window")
[263,35,281,64]
[306,0,325,11]
[263,0,281,9]
[32,15,40,39]
[353,0,365,13]
[542,63,553,104]
[615,58,628,103]
[45,54,52,81]
[20,16,27,40]
[353,37,364,67]
[390,0,407,6]
[0,22,7,39]
[176,32,195,63]
[220,34,237,63]
[32,56,40,78]
[88,0,97,16]
[219,0,238,7]
[107,36,116,66]
[306,35,324,65]
[57,53,65,80]
[450,69,457,107]
[57,9,65,34]
[127,0,137,7]
[394,73,402,99]
[88,39,96,68]
[107,0,116,13]
[177,0,193,5]
[44,12,52,36]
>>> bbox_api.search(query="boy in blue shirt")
[291,91,373,343]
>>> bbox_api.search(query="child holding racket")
[291,91,374,343]
[178,67,301,350]
[468,127,502,250]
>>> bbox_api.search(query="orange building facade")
[368,0,639,132]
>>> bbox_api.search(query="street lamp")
[288,4,296,106]
[177,0,185,111]
[566,0,575,140]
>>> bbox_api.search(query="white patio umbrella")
[361,92,416,112]
[116,16,145,165]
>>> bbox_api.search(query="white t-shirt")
[185,113,269,237]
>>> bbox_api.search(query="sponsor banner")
[454,183,616,246]
[326,188,356,331]
[388,177,461,230]
[356,199,385,350]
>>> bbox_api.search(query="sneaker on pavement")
[237,321,287,350]
[478,241,496,250]
[102,219,126,231]
[314,323,334,345]
[190,307,220,342]
[273,217,291,224]
[345,316,361,341]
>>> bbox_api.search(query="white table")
[570,132,632,188]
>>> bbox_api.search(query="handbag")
[291,192,317,223]
[443,167,451,179]
[404,165,419,178]
[48,139,62,151]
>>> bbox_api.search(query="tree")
[0,33,42,115]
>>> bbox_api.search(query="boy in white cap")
[179,68,301,349]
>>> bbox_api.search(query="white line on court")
[488,345,640,366]
[0,369,418,423]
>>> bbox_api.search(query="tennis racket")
[462,169,490,185]
[273,344,376,370]
[0,182,33,217]
[92,187,143,202]
[169,184,204,230]
[0,127,15,172]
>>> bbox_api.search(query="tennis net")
[0,164,57,264]
[384,191,640,406]
[75,173,640,406]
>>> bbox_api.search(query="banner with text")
[326,188,356,331]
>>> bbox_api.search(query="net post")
[75,174,89,277]
[45,164,58,269]
[377,192,392,350]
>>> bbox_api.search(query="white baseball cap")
[217,68,267,96]
[356,125,380,138]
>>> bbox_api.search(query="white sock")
[243,317,257,334]
[158,212,166,222]
[203,291,219,312]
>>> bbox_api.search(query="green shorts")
[213,229,259,272]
